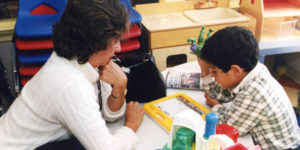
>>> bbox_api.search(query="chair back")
[119,0,142,24]
[18,0,66,16]
[15,0,67,37]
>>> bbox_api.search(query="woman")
[0,0,144,149]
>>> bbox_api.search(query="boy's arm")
[201,75,234,103]
[212,94,266,136]
[198,57,233,103]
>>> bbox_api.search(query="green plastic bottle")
[172,127,195,150]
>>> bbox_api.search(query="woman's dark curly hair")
[52,0,129,64]
[200,26,259,73]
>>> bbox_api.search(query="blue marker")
[203,112,218,139]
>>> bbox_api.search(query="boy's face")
[209,66,242,89]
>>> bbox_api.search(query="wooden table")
[107,61,255,150]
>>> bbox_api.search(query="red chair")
[122,24,142,40]
[16,38,53,50]
[120,39,141,53]
[20,76,31,86]
[19,66,42,76]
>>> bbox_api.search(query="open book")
[165,69,201,90]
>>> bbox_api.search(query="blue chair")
[298,89,300,127]
[18,53,51,65]
[15,0,67,38]
[119,0,142,24]
[298,116,300,127]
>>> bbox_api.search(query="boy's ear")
[231,65,243,75]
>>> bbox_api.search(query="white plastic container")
[276,19,298,38]
[295,16,300,30]
[263,18,298,39]
[166,109,205,150]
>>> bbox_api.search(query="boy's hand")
[125,101,145,132]
[196,56,211,77]
[204,94,220,108]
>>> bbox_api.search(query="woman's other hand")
[124,101,145,132]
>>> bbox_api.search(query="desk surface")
[107,61,254,150]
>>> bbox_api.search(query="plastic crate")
[295,16,300,30]
[276,19,298,38]
[263,18,298,39]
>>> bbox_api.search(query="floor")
[277,74,299,107]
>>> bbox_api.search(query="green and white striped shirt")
[202,62,300,149]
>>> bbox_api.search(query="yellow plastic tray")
[143,92,210,132]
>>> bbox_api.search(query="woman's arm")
[99,60,127,112]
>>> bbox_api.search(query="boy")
[0,0,144,149]
[197,26,300,149]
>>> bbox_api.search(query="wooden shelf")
[135,1,246,71]
[0,18,16,32]
[264,2,300,18]
[137,3,249,49]
[0,18,16,42]
[260,28,300,42]
[240,0,300,41]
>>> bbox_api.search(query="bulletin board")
[143,92,210,132]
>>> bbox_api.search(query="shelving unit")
[0,19,16,42]
[240,0,300,42]
[136,1,249,71]
[264,2,300,17]
[240,1,300,108]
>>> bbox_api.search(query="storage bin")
[277,19,298,38]
[263,18,298,39]
[295,16,300,30]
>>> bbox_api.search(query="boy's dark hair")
[200,26,259,72]
[52,0,129,64]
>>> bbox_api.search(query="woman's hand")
[99,60,127,88]
[205,93,220,108]
[124,101,145,132]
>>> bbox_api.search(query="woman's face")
[89,38,121,68]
